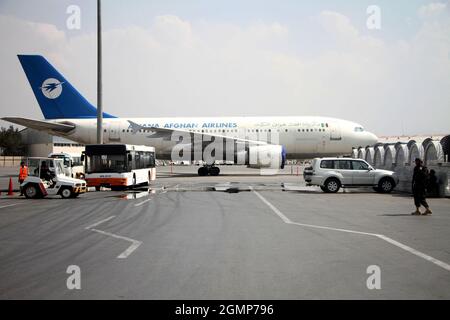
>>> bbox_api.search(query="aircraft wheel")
[210,167,220,176]
[198,167,208,176]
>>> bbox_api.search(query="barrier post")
[8,177,14,196]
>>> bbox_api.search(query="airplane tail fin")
[17,55,115,119]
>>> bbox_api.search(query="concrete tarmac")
[0,166,449,299]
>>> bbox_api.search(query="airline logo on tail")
[40,78,64,99]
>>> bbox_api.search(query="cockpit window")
[354,126,364,132]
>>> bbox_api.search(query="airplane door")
[330,122,342,141]
[108,121,121,142]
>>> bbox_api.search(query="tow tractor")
[21,157,87,199]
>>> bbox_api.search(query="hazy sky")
[0,0,449,136]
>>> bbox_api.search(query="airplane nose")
[367,132,378,145]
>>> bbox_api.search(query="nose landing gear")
[198,165,220,176]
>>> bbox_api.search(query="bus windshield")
[49,154,71,167]
[86,154,127,173]
[54,160,65,176]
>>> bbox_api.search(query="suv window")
[352,160,369,170]
[320,160,334,169]
[336,160,352,170]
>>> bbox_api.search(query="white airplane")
[3,55,378,176]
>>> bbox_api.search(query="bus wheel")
[95,186,101,191]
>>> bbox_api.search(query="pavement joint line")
[0,203,22,209]
[134,198,152,207]
[85,215,142,259]
[250,187,450,273]
[85,215,116,230]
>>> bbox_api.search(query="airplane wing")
[2,117,75,133]
[127,120,269,146]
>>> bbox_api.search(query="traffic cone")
[7,177,14,196]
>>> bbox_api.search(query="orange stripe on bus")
[85,178,128,187]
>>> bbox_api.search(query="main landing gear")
[198,165,220,176]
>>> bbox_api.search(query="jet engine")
[245,145,286,169]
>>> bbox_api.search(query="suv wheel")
[378,177,395,193]
[323,178,341,193]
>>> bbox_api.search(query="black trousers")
[413,187,429,208]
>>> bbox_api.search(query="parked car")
[303,158,398,193]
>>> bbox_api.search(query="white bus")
[82,144,156,191]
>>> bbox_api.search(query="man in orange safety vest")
[18,161,28,196]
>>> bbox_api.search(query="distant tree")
[0,126,27,156]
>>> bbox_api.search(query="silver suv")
[304,158,398,193]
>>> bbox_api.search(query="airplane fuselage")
[58,116,378,160]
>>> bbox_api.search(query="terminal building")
[20,128,84,160]
[352,134,450,197]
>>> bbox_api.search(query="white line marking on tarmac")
[252,188,292,224]
[89,228,142,259]
[251,188,450,272]
[85,215,116,229]
[376,234,450,272]
[85,216,142,259]
[0,203,22,209]
[134,198,152,207]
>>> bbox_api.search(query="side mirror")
[128,154,132,162]
[81,155,85,162]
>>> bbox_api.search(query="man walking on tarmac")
[18,161,28,196]
[411,158,432,215]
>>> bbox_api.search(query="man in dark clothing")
[411,158,432,215]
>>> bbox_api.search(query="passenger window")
[352,161,368,170]
[336,160,352,170]
[320,160,334,169]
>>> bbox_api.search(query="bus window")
[86,154,127,173]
